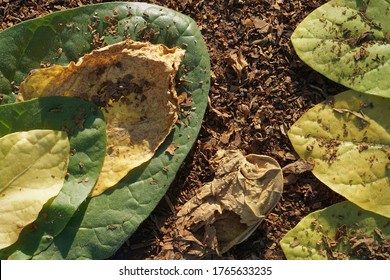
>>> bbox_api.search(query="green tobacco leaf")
[0,130,69,250]
[288,90,390,218]
[291,0,390,98]
[0,97,106,259]
[280,201,390,260]
[0,3,210,259]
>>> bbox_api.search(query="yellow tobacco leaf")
[0,130,69,249]
[18,40,185,196]
[288,90,390,218]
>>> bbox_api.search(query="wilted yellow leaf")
[18,40,185,196]
[176,150,283,256]
[0,130,69,249]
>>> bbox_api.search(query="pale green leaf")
[0,96,106,259]
[288,90,390,217]
[0,130,69,249]
[291,0,390,97]
[280,201,390,260]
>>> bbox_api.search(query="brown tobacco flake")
[177,92,193,108]
[70,148,76,156]
[318,138,341,165]
[354,47,370,61]
[226,49,249,82]
[72,115,85,129]
[149,179,158,185]
[282,159,315,174]
[289,238,300,248]
[374,227,385,240]
[107,224,119,230]
[166,142,179,156]
[56,46,63,55]
[306,144,314,152]
[49,106,63,113]
[346,31,374,47]
[350,237,375,249]
[358,142,369,152]
[331,107,370,124]
[253,18,269,31]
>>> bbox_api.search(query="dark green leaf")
[0,2,210,259]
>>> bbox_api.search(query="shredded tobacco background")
[1,0,354,259]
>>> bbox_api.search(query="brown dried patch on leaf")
[166,142,179,157]
[175,149,283,256]
[18,40,185,196]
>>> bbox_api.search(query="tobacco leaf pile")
[1,0,353,259]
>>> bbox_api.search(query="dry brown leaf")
[166,142,179,157]
[226,49,249,82]
[253,18,269,31]
[242,18,254,28]
[18,40,185,196]
[282,159,315,174]
[176,149,283,255]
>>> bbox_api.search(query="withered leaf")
[18,40,185,196]
[282,159,315,174]
[176,149,283,255]
[226,50,249,82]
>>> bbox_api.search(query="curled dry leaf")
[18,40,185,196]
[226,49,249,82]
[176,149,283,256]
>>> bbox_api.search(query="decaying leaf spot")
[18,40,185,196]
[0,130,69,249]
[166,142,179,156]
[176,149,283,256]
